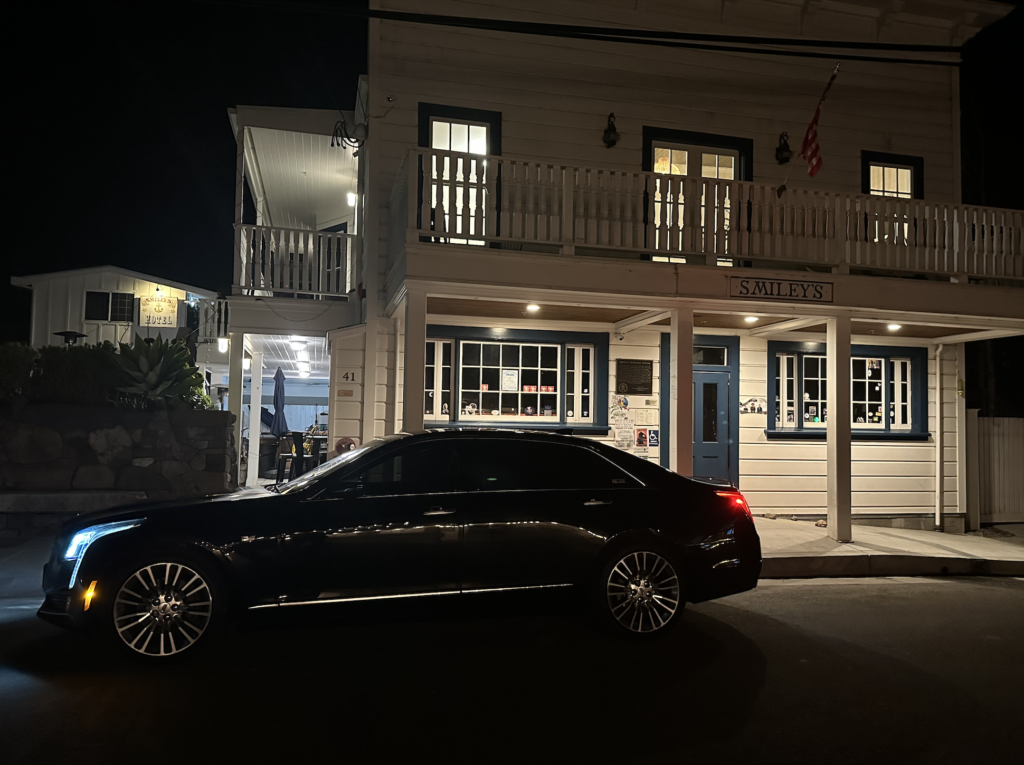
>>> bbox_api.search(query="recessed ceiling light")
[290,341,306,350]
[297,362,310,372]
[299,371,310,378]
[297,349,310,361]
[887,323,902,331]
[526,304,540,312]
[744,316,759,323]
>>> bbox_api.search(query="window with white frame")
[565,345,595,424]
[430,118,488,245]
[773,350,916,431]
[85,291,135,323]
[459,341,561,421]
[651,142,737,265]
[424,339,453,420]
[868,163,913,199]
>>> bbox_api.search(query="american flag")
[798,64,840,178]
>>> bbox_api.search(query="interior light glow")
[526,304,540,312]
[297,349,310,361]
[84,581,98,611]
[242,357,251,371]
[297,362,310,372]
[744,316,759,323]
[65,521,141,588]
[887,323,902,331]
[347,192,357,207]
[299,372,311,378]
[290,341,306,350]
[217,338,229,354]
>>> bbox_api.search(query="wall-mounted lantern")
[603,113,620,148]
[775,132,794,164]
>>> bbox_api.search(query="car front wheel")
[101,556,224,658]
[599,548,683,635]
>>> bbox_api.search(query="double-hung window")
[772,345,918,433]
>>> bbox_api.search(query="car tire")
[595,544,685,636]
[97,551,227,660]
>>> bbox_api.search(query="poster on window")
[139,296,178,328]
[634,409,658,426]
[611,408,634,450]
[501,369,519,392]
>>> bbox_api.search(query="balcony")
[390,148,1023,283]
[234,224,357,298]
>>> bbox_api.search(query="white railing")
[197,298,229,341]
[235,225,357,297]
[400,147,1024,280]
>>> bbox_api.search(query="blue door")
[693,371,731,481]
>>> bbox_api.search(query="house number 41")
[339,371,359,383]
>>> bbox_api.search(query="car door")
[292,439,463,603]
[455,438,644,592]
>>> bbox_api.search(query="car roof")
[412,428,592,445]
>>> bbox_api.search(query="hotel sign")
[139,296,179,327]
[729,276,833,303]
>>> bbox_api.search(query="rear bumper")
[682,517,762,603]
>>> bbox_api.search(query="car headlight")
[64,520,141,588]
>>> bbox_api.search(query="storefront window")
[565,345,594,424]
[424,340,453,420]
[460,341,560,421]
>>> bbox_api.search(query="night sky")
[3,0,1021,346]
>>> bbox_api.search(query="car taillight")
[716,490,752,519]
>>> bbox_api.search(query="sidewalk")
[756,517,1024,579]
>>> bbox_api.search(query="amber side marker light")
[83,581,98,611]
[716,491,752,520]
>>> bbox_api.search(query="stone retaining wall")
[0,404,237,500]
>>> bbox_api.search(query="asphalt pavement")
[1,536,1021,765]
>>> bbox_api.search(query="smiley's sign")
[139,297,179,327]
[729,276,833,303]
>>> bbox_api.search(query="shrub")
[0,343,38,402]
[29,343,120,406]
[112,334,204,409]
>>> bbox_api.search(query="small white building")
[215,0,1023,530]
[10,266,218,348]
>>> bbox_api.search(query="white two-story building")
[219,0,1023,538]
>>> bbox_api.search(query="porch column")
[226,331,245,486]
[244,351,263,488]
[669,306,694,475]
[401,290,427,433]
[826,315,853,542]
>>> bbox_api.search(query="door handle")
[424,507,455,516]
[584,500,612,506]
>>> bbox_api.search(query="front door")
[693,371,730,481]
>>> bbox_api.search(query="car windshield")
[275,436,401,495]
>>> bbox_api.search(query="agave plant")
[112,334,203,404]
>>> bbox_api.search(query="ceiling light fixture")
[526,304,540,312]
[744,316,759,323]
[297,362,310,372]
[347,192,357,207]
[290,340,306,350]
[299,371,310,378]
[297,349,310,361]
[242,357,251,371]
[217,338,228,354]
[887,323,902,331]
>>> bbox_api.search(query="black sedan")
[38,430,761,658]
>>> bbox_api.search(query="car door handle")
[424,507,455,516]
[584,500,612,506]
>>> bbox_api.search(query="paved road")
[1,539,1021,764]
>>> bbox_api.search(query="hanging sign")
[729,276,833,303]
[139,296,178,327]
[616,359,654,395]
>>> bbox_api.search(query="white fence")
[397,148,1024,280]
[235,225,356,297]
[974,417,1024,524]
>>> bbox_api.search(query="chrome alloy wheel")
[606,551,680,633]
[113,563,213,657]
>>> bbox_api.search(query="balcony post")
[561,166,575,254]
[227,331,245,486]
[244,351,263,488]
[233,125,246,294]
[826,315,853,542]
[669,306,694,475]
[401,289,427,433]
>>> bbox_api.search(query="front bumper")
[37,550,96,632]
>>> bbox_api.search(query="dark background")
[2,1,1021,412]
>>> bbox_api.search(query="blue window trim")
[766,341,929,441]
[658,333,740,485]
[426,325,609,434]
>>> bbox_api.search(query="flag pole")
[777,62,841,198]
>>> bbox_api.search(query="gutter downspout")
[935,344,945,532]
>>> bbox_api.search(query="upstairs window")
[868,163,913,199]
[84,291,134,322]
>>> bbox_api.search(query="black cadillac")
[38,430,761,658]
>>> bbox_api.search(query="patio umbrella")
[270,367,289,437]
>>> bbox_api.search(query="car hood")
[58,487,277,534]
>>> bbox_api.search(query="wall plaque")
[616,359,654,395]
[729,276,833,303]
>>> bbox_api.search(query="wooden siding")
[26,271,190,348]
[976,417,1024,523]
[372,0,963,274]
[739,334,960,515]
[327,329,368,448]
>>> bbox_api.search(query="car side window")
[455,440,636,492]
[330,442,459,497]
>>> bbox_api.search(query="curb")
[760,554,1024,579]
